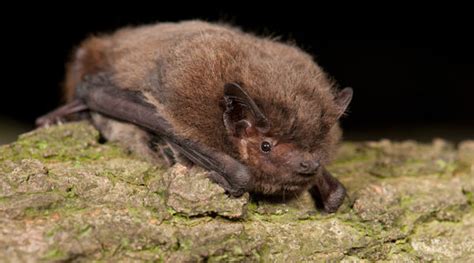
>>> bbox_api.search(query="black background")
[2,5,473,142]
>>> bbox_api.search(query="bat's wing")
[74,74,251,197]
[309,167,346,213]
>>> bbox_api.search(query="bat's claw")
[35,100,88,128]
[35,115,61,127]
[207,171,246,197]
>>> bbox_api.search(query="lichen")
[0,122,473,261]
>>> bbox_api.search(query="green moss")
[41,248,68,261]
[247,206,315,223]
[77,224,93,238]
[1,123,473,261]
[463,190,474,207]
[399,195,414,208]
[338,212,383,238]
[44,225,64,238]
[386,239,419,261]
[0,122,127,163]
[332,142,378,165]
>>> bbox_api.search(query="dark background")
[2,6,473,144]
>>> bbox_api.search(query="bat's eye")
[261,141,272,153]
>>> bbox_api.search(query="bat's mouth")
[297,171,317,177]
[287,173,315,187]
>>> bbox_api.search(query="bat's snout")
[297,160,320,175]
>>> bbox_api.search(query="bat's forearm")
[76,76,252,196]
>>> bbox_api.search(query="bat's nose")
[298,160,320,175]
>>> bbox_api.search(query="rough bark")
[0,122,473,262]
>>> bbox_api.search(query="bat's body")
[38,20,353,212]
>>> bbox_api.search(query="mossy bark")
[1,122,473,262]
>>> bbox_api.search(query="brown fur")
[64,20,350,198]
[64,36,111,101]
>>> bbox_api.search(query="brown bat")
[37,20,353,212]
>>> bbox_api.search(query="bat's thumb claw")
[207,171,247,197]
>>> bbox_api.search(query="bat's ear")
[334,87,353,119]
[223,82,270,137]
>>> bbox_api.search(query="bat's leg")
[165,142,195,168]
[35,100,88,127]
[76,75,251,196]
[309,168,346,213]
[90,113,175,167]
[154,140,176,167]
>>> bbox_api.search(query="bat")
[37,20,353,212]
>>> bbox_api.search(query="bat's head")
[222,83,352,196]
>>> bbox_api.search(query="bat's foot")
[36,100,88,127]
[309,168,346,213]
[36,114,62,127]
[156,143,176,167]
[310,184,346,213]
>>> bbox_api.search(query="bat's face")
[233,128,321,195]
[222,82,353,196]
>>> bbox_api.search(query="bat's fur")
[60,20,352,206]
